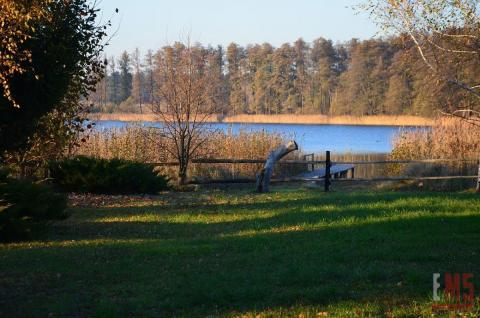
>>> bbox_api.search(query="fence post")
[476,160,480,193]
[325,150,331,192]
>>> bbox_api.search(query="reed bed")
[90,113,433,126]
[389,117,480,190]
[89,112,221,123]
[222,114,433,126]
[391,117,480,160]
[73,125,304,181]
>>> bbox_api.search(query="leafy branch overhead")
[361,0,480,100]
[0,0,114,176]
[0,0,51,107]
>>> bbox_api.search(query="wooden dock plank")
[295,164,355,179]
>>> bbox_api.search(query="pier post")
[325,151,331,192]
[476,160,480,193]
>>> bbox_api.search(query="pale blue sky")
[97,0,381,56]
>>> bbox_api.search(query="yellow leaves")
[0,0,51,107]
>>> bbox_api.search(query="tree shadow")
[53,191,480,241]
[2,191,480,316]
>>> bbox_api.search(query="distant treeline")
[90,36,480,116]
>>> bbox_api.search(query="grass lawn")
[1,187,480,317]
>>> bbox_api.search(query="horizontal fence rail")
[152,152,480,191]
[189,175,479,185]
[153,159,328,165]
[153,158,478,166]
[334,159,478,165]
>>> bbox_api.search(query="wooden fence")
[153,151,480,192]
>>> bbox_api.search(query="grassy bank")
[90,113,434,126]
[1,187,479,317]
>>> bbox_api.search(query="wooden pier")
[295,164,355,180]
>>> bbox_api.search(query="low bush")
[50,156,169,194]
[0,169,68,242]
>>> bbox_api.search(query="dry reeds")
[391,117,480,160]
[72,125,303,180]
[388,117,480,190]
[89,113,433,127]
[222,114,433,126]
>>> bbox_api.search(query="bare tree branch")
[151,40,218,185]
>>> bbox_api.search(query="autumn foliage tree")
[0,0,50,108]
[361,0,480,117]
[0,0,111,175]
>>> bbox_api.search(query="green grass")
[1,187,480,317]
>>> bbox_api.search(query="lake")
[94,120,422,154]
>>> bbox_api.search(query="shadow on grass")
[52,191,480,241]
[1,191,480,317]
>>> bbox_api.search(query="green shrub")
[0,170,68,242]
[50,156,169,194]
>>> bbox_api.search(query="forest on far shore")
[90,35,480,117]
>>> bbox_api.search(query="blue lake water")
[94,120,422,154]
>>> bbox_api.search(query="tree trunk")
[256,140,298,193]
[178,163,188,186]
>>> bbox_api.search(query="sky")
[97,0,381,57]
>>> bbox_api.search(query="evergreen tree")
[93,33,480,117]
[271,43,295,114]
[226,43,246,115]
[107,56,120,105]
[118,51,132,103]
[293,38,308,113]
[309,38,338,114]
[131,48,144,113]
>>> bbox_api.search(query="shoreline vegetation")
[89,113,434,126]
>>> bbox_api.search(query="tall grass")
[90,113,433,126]
[74,125,394,181]
[73,125,303,180]
[74,125,169,163]
[390,117,480,190]
[222,114,433,126]
[391,117,480,160]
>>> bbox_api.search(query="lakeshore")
[89,113,434,126]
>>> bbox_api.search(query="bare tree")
[152,42,217,185]
[361,0,480,120]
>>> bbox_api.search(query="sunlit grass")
[1,188,480,317]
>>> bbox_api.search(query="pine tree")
[270,43,295,114]
[226,43,246,115]
[131,48,144,113]
[118,51,132,103]
[293,38,308,113]
[252,44,274,114]
[309,38,338,114]
[107,56,120,106]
